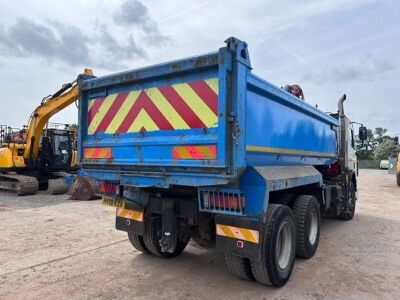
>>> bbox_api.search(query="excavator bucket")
[47,178,70,195]
[68,175,99,200]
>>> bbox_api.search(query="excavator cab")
[36,129,73,173]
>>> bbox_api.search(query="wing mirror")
[358,126,367,141]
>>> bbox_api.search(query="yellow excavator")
[0,69,94,195]
[397,152,400,187]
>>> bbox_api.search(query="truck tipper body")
[78,38,365,287]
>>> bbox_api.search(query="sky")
[0,0,398,135]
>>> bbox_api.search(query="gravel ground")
[0,169,399,299]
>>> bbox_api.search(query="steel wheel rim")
[275,221,292,269]
[308,208,318,245]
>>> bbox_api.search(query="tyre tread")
[292,195,320,258]
[128,231,149,254]
[224,252,254,281]
[250,204,295,287]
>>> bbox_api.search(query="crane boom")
[23,69,94,161]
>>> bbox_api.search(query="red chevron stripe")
[91,147,103,158]
[116,91,173,133]
[158,85,206,128]
[185,146,204,159]
[188,80,218,114]
[88,98,104,125]
[94,93,128,133]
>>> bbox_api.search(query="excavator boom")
[23,69,93,162]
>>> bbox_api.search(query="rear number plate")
[102,198,124,208]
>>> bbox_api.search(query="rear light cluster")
[326,161,340,176]
[198,188,245,215]
[95,181,118,196]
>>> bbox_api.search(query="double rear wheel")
[127,213,188,258]
[225,196,321,287]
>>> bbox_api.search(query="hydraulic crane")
[0,69,94,195]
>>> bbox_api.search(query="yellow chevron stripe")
[172,83,218,128]
[83,148,95,158]
[88,99,96,111]
[218,224,236,239]
[99,148,108,158]
[117,208,143,222]
[176,146,192,159]
[88,94,118,134]
[216,224,259,244]
[104,91,141,134]
[205,78,218,95]
[198,146,215,159]
[239,228,257,243]
[145,88,190,130]
[84,147,111,158]
[128,109,159,132]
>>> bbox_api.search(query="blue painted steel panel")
[78,37,338,189]
[245,74,338,166]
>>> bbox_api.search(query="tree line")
[356,128,399,160]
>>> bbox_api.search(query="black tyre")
[127,231,149,254]
[250,204,296,287]
[292,195,320,259]
[338,181,356,221]
[224,252,254,281]
[396,173,400,187]
[143,214,188,258]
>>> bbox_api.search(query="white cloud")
[0,0,398,135]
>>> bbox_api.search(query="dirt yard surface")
[0,169,399,299]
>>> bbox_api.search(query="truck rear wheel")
[292,195,320,258]
[127,232,149,254]
[224,253,254,281]
[338,181,356,221]
[250,204,296,287]
[397,173,400,187]
[143,214,188,258]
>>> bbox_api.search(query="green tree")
[374,139,397,160]
[356,127,399,160]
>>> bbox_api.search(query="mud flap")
[115,200,145,235]
[215,214,262,260]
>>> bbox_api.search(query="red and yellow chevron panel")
[172,145,217,160]
[87,78,218,135]
[216,224,259,244]
[116,208,143,222]
[83,147,112,159]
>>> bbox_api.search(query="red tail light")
[95,181,118,195]
[203,192,244,211]
[326,161,339,176]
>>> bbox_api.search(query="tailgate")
[78,44,248,186]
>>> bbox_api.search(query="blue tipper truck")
[77,37,367,287]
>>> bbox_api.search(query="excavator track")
[0,173,39,196]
